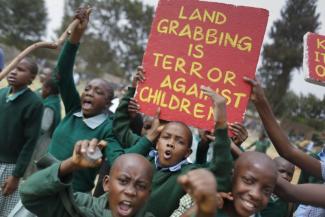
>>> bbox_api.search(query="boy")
[171,152,278,217]
[20,140,155,217]
[244,77,325,215]
[108,81,233,217]
[259,157,295,217]
[24,78,62,178]
[0,58,43,216]
[46,7,115,192]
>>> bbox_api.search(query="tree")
[0,0,47,50]
[258,0,320,116]
[58,0,154,77]
[281,91,325,131]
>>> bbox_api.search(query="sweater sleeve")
[106,131,153,166]
[53,40,80,114]
[20,163,74,217]
[112,87,141,147]
[207,127,233,193]
[13,100,43,177]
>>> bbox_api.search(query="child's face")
[7,59,35,89]
[232,162,276,217]
[105,159,151,217]
[156,122,192,167]
[81,79,111,118]
[275,158,294,182]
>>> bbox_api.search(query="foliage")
[258,0,320,116]
[58,0,154,77]
[281,91,325,131]
[0,0,47,50]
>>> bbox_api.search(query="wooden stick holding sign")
[0,7,92,81]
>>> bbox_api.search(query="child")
[24,78,62,178]
[0,58,43,216]
[245,132,270,153]
[46,7,115,192]
[107,77,233,217]
[171,151,278,217]
[20,140,155,217]
[259,157,295,217]
[244,77,325,215]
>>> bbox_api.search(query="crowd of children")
[0,6,324,217]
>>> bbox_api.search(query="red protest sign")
[136,0,269,130]
[304,32,325,86]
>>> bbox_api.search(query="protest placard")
[136,0,269,129]
[303,32,325,86]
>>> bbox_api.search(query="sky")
[45,0,325,98]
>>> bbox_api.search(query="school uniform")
[108,102,233,217]
[24,94,62,178]
[47,41,113,192]
[20,163,155,217]
[259,194,289,217]
[0,86,43,216]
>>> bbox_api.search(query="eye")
[242,176,254,185]
[136,183,148,191]
[118,177,129,185]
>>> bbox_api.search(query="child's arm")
[53,7,89,114]
[195,130,214,164]
[201,86,233,193]
[2,100,43,196]
[112,66,145,147]
[178,169,218,217]
[275,177,325,207]
[107,109,161,165]
[20,139,106,216]
[244,77,322,180]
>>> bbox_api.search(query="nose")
[248,187,262,202]
[124,184,136,197]
[167,140,175,149]
[85,88,94,96]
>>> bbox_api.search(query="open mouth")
[163,150,172,160]
[117,201,133,217]
[82,99,93,110]
[7,76,16,84]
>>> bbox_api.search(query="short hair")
[169,121,193,148]
[43,79,59,95]
[23,57,38,75]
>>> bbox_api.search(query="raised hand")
[201,85,227,128]
[70,6,92,44]
[243,76,267,104]
[132,66,146,88]
[145,108,162,142]
[128,98,140,119]
[229,122,248,146]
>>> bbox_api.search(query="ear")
[185,148,192,158]
[29,74,36,85]
[103,175,110,192]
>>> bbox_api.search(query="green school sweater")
[47,41,113,192]
[20,163,155,217]
[43,94,61,136]
[0,87,43,177]
[260,194,288,217]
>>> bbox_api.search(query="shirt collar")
[6,87,28,102]
[73,111,108,129]
[318,148,325,161]
[149,150,190,172]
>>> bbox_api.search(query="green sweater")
[109,90,233,217]
[43,94,61,136]
[20,163,154,217]
[47,41,113,192]
[0,87,43,177]
[260,194,288,217]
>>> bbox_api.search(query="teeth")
[243,201,254,209]
[122,201,131,206]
